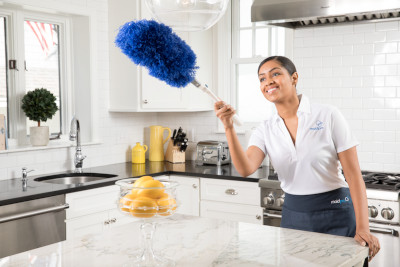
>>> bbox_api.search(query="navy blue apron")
[281,187,356,237]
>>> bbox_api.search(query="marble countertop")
[0,161,272,206]
[0,214,368,267]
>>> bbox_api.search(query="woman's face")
[258,60,298,103]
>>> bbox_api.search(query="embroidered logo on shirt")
[331,196,349,204]
[310,120,324,131]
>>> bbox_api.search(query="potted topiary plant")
[21,88,58,146]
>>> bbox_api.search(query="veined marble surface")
[0,215,368,267]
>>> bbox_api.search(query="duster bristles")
[115,19,198,88]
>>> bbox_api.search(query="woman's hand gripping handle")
[192,80,242,127]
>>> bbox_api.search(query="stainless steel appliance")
[0,195,68,258]
[196,140,230,166]
[259,171,400,267]
[251,0,400,28]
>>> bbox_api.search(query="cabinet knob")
[225,188,238,195]
[143,99,148,104]
[110,218,117,223]
[256,215,262,220]
[104,220,110,225]
[192,184,198,189]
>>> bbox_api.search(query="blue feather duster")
[115,19,198,88]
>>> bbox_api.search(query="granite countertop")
[0,161,271,206]
[2,214,368,267]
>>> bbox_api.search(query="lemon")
[130,196,157,218]
[119,193,136,212]
[157,195,177,216]
[137,179,165,199]
[131,176,154,196]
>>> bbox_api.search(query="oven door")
[368,222,400,267]
[263,209,282,227]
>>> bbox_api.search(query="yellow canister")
[132,142,148,164]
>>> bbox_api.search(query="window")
[0,7,70,146]
[230,0,291,128]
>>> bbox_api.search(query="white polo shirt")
[248,94,359,195]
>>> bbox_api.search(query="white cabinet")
[200,178,263,225]
[108,0,214,112]
[169,175,200,216]
[65,185,132,240]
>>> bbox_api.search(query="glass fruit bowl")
[115,176,179,267]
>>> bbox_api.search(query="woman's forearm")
[225,127,259,177]
[347,175,370,232]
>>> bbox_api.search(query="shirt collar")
[271,94,311,123]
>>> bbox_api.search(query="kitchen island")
[1,214,368,267]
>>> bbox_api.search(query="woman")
[214,56,380,261]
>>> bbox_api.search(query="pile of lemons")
[119,176,177,218]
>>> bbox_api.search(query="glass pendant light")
[145,0,230,31]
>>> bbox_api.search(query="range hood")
[251,0,400,28]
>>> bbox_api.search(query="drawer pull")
[225,189,238,195]
[192,184,198,189]
[256,215,262,220]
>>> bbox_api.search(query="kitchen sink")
[33,173,118,185]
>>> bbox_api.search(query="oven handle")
[264,212,282,219]
[0,203,69,224]
[370,226,399,237]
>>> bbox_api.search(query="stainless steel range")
[259,171,400,267]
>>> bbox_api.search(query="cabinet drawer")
[200,178,260,206]
[66,185,119,219]
[201,200,263,225]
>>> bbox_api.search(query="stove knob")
[263,194,275,205]
[368,206,378,218]
[276,195,285,207]
[381,208,394,220]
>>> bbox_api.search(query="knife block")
[165,139,185,163]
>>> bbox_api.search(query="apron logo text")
[331,196,349,204]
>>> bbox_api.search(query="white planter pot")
[30,126,49,146]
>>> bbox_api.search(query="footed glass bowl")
[115,177,179,267]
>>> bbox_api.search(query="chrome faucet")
[69,116,86,173]
[22,167,34,191]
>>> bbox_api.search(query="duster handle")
[191,80,243,126]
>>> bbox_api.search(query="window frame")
[0,8,73,147]
[216,0,293,133]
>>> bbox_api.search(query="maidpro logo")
[310,120,324,131]
[331,196,349,204]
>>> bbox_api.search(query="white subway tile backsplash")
[303,57,323,67]
[384,120,400,131]
[385,76,400,86]
[332,88,352,98]
[311,47,332,57]
[385,53,400,64]
[352,87,373,98]
[363,76,385,87]
[342,55,363,66]
[365,32,386,43]
[353,44,373,55]
[373,131,396,142]
[341,77,363,87]
[322,56,342,66]
[314,26,334,36]
[374,109,396,120]
[373,87,397,97]
[383,142,400,153]
[352,66,374,76]
[343,33,364,45]
[363,98,385,108]
[361,142,384,153]
[386,31,400,41]
[332,45,353,56]
[363,54,385,65]
[322,35,344,46]
[375,42,398,53]
[333,66,352,77]
[354,23,375,33]
[363,120,385,130]
[373,152,395,164]
[333,25,354,34]
[375,21,399,31]
[385,98,400,108]
[374,65,397,75]
[353,109,373,119]
[294,28,314,38]
[342,98,362,108]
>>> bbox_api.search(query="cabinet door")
[169,175,200,216]
[66,211,108,240]
[200,178,260,206]
[201,200,263,225]
[66,185,119,219]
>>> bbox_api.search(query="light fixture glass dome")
[145,0,230,31]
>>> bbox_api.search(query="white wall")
[292,21,400,172]
[0,0,158,180]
